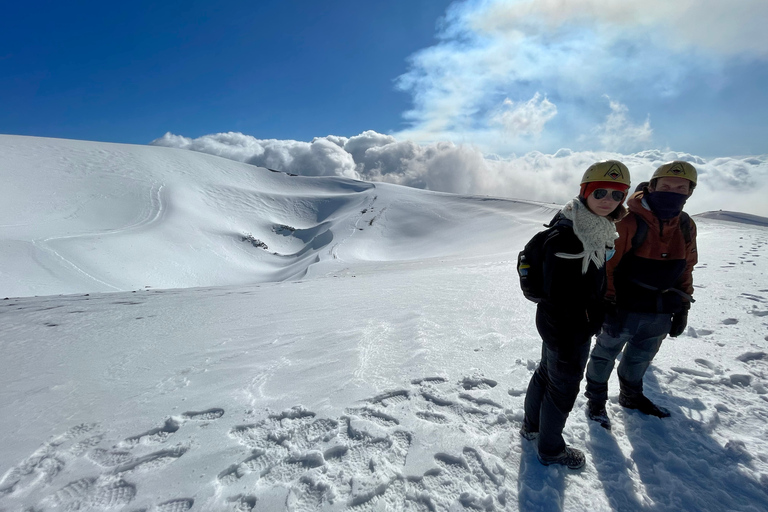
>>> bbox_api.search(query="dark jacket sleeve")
[605,213,636,301]
[677,218,698,306]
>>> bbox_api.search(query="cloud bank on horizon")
[151,0,768,217]
[394,0,768,156]
[151,131,768,217]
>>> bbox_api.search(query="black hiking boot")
[538,446,586,469]
[619,393,671,418]
[587,400,612,430]
[519,424,539,441]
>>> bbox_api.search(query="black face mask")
[646,190,688,220]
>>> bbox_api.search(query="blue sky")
[2,0,768,158]
[1,1,453,144]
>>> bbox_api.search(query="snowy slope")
[0,135,552,298]
[694,211,768,227]
[1,136,767,511]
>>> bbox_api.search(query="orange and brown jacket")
[607,191,698,314]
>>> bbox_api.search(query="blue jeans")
[524,342,590,457]
[585,311,672,402]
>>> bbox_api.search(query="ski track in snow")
[30,181,167,292]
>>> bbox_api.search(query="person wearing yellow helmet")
[645,160,697,218]
[584,160,699,428]
[520,160,629,469]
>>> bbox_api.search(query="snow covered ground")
[1,135,767,511]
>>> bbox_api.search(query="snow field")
[0,135,767,510]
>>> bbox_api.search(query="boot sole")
[538,457,585,470]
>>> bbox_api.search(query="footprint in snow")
[0,407,223,508]
[688,328,714,337]
[182,407,225,421]
[121,407,225,447]
[227,494,257,511]
[155,498,195,511]
[737,352,767,363]
[113,446,188,474]
[729,374,752,387]
[223,405,411,509]
[217,376,512,510]
[0,423,101,496]
[695,358,720,372]
[461,376,498,390]
[120,418,181,448]
[671,366,714,378]
[40,477,137,510]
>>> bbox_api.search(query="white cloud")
[393,0,768,155]
[151,132,358,178]
[472,0,768,58]
[151,130,768,217]
[592,97,653,152]
[490,93,558,138]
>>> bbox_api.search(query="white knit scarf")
[556,198,619,274]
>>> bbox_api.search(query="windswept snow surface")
[694,211,768,228]
[0,135,548,298]
[1,135,767,511]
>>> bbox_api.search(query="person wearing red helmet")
[521,160,630,469]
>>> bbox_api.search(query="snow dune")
[694,210,768,227]
[1,135,767,511]
[0,135,553,298]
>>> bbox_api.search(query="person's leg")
[537,342,590,457]
[523,344,548,434]
[617,313,672,398]
[585,324,632,403]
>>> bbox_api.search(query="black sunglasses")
[593,189,625,201]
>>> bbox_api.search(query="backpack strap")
[544,211,573,229]
[630,213,648,252]
[630,210,691,250]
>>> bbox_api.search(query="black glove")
[602,299,623,337]
[669,310,688,337]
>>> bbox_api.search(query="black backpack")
[517,213,572,303]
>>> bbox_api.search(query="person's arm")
[605,214,634,301]
[677,218,698,301]
[669,218,698,337]
[541,230,590,316]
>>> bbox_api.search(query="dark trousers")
[524,340,590,457]
[585,311,672,402]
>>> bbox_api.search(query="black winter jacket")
[536,221,608,350]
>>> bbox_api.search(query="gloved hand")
[669,310,688,337]
[602,299,623,337]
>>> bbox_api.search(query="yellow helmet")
[651,161,697,186]
[580,160,631,187]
